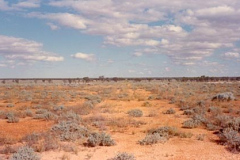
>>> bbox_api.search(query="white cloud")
[23,0,240,66]
[71,53,96,62]
[0,0,10,11]
[46,23,60,30]
[29,12,88,29]
[13,0,40,8]
[128,70,135,73]
[223,52,240,58]
[0,35,64,66]
[196,5,235,16]
[0,0,40,11]
[133,52,143,57]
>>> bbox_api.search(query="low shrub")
[140,126,178,145]
[51,121,89,141]
[182,119,200,128]
[108,152,135,160]
[163,108,176,114]
[183,109,194,115]
[127,109,143,117]
[212,92,235,101]
[6,104,15,108]
[139,133,167,145]
[87,132,115,147]
[218,128,240,152]
[7,113,19,123]
[33,111,57,121]
[10,146,40,160]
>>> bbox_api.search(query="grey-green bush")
[108,152,135,160]
[87,132,115,147]
[10,146,40,160]
[127,109,143,117]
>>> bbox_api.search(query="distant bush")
[208,106,222,116]
[183,109,194,115]
[85,95,102,104]
[212,92,235,101]
[25,109,33,117]
[196,134,205,141]
[7,113,19,123]
[33,111,57,121]
[6,104,14,108]
[87,132,115,147]
[35,109,48,114]
[127,109,143,117]
[140,126,178,145]
[59,110,81,122]
[182,119,200,128]
[108,152,135,160]
[139,133,167,145]
[178,132,193,138]
[10,146,40,160]
[163,108,176,114]
[142,101,152,107]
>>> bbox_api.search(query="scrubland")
[0,79,240,160]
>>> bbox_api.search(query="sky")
[0,0,240,78]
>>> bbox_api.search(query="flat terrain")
[0,80,240,159]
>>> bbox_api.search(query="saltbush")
[127,109,143,117]
[10,146,40,160]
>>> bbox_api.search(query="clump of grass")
[108,152,135,160]
[127,109,143,117]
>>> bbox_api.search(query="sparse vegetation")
[108,152,135,160]
[0,78,239,159]
[127,109,143,117]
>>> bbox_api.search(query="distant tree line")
[1,75,240,84]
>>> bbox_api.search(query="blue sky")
[0,0,240,78]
